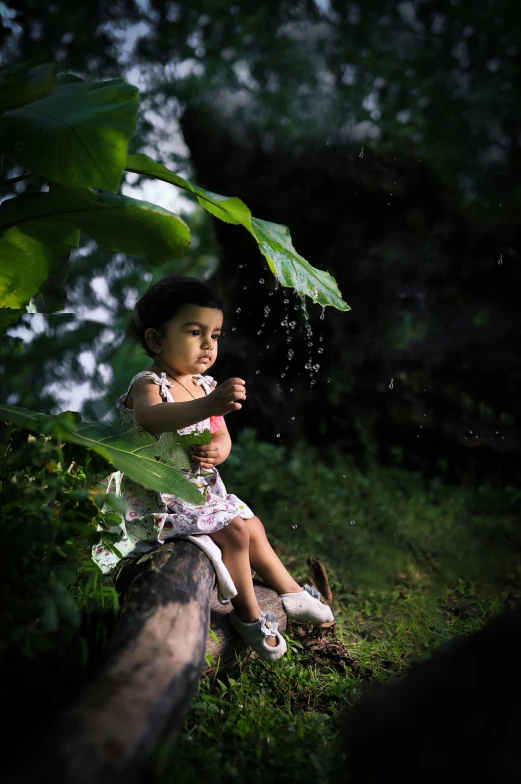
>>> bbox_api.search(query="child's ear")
[144,328,162,354]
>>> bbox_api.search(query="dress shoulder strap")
[122,370,175,404]
[193,374,217,395]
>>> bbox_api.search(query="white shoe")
[229,611,287,661]
[280,584,334,625]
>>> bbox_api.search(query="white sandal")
[229,611,287,661]
[280,584,334,625]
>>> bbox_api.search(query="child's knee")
[223,516,250,549]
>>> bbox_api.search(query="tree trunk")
[8,539,286,784]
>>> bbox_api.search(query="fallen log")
[8,539,286,784]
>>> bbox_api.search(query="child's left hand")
[191,440,222,470]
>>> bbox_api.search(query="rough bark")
[8,540,286,784]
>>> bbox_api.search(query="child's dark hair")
[128,276,224,357]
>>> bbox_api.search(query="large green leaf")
[126,153,350,311]
[0,221,79,328]
[0,62,58,116]
[0,78,139,193]
[0,405,204,504]
[0,185,191,263]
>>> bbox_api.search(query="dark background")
[2,0,520,487]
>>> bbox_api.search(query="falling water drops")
[291,525,297,529]
[264,305,271,317]
[259,278,265,283]
[318,348,323,354]
[255,370,260,374]
[359,146,364,158]
[320,307,325,320]
[231,327,236,332]
[326,136,330,146]
[389,378,394,389]
[350,520,356,525]
[236,307,241,314]
[498,254,503,265]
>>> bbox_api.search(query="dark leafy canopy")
[3,0,518,221]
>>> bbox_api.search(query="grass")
[153,430,521,783]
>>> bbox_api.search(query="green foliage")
[0,74,139,192]
[0,183,191,264]
[222,429,521,591]
[0,60,347,337]
[0,404,205,502]
[0,426,118,662]
[127,154,349,311]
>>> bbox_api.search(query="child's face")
[150,304,223,375]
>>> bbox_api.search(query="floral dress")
[92,370,254,574]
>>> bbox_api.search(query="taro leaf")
[0,405,203,504]
[0,77,139,193]
[0,185,190,264]
[0,62,58,115]
[126,153,350,311]
[0,220,79,329]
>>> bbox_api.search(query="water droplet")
[266,344,270,349]
[498,254,503,265]
[239,264,244,268]
[276,433,280,438]
[320,307,325,320]
[259,278,265,283]
[327,378,331,383]
[275,383,282,392]
[318,348,323,354]
[281,373,285,378]
[231,326,236,332]
[342,475,346,478]
[236,307,241,314]
[389,378,394,389]
[264,306,270,317]
[326,136,330,146]
[350,520,356,525]
[281,319,288,326]
[243,286,248,290]
[255,370,260,374]
[289,388,293,392]
[307,342,313,347]
[288,349,294,360]
[291,525,297,529]
[310,379,316,386]
[289,320,296,328]
[291,416,295,421]
[257,330,262,335]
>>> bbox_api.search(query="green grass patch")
[159,430,521,782]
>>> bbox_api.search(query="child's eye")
[189,330,200,336]
[212,334,220,341]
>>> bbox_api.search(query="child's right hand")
[207,378,246,415]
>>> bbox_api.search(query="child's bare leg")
[209,517,277,647]
[246,516,302,594]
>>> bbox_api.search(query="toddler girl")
[97,275,333,661]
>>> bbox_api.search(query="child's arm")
[191,419,232,469]
[132,375,246,434]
